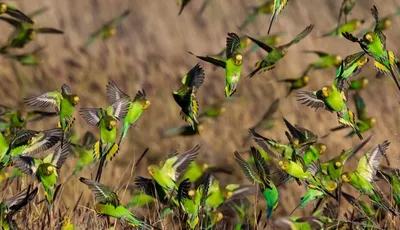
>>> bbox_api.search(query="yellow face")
[108,120,117,130]
[292,138,299,146]
[361,78,369,88]
[215,212,224,222]
[226,191,233,199]
[29,30,37,41]
[335,56,342,65]
[234,54,243,66]
[0,4,7,14]
[278,160,288,171]
[268,3,274,12]
[45,166,54,176]
[355,21,361,28]
[341,172,351,182]
[73,96,80,105]
[370,117,377,126]
[319,144,326,154]
[188,189,195,197]
[274,36,281,45]
[281,49,287,57]
[322,87,329,98]
[147,165,156,176]
[142,100,151,110]
[383,19,391,29]
[364,32,375,43]
[357,56,368,66]
[109,28,117,36]
[302,75,309,84]
[335,161,342,168]
[201,163,209,172]
[245,38,252,47]
[326,181,337,191]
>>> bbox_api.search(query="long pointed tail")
[267,13,276,35]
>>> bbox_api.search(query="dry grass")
[1,0,400,228]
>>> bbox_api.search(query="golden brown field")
[2,0,400,229]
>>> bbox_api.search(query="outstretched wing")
[283,24,314,48]
[248,129,279,159]
[246,35,274,53]
[371,5,387,49]
[189,52,226,69]
[357,141,390,182]
[20,128,63,156]
[13,156,37,176]
[170,144,200,180]
[50,142,71,173]
[110,97,130,120]
[234,151,262,186]
[79,177,120,207]
[181,63,206,89]
[106,80,130,104]
[226,32,241,59]
[24,91,62,113]
[79,108,102,126]
[296,91,326,110]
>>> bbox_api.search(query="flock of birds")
[0,0,400,229]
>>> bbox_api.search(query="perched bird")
[173,64,205,129]
[331,93,376,137]
[177,173,211,229]
[79,98,130,182]
[303,50,342,72]
[147,145,200,194]
[278,69,310,97]
[190,33,241,97]
[322,18,364,37]
[239,0,274,30]
[79,177,152,229]
[349,76,369,90]
[177,0,192,15]
[24,84,79,141]
[0,3,33,23]
[234,147,279,219]
[0,16,62,51]
[0,185,38,229]
[297,80,362,139]
[247,24,314,78]
[106,80,150,145]
[337,0,356,25]
[13,142,70,205]
[341,140,395,213]
[80,10,130,50]
[267,0,290,34]
[342,5,400,92]
[0,128,62,167]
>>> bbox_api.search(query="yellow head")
[45,165,54,176]
[361,78,369,88]
[302,75,310,84]
[108,120,117,130]
[335,161,342,168]
[29,30,37,41]
[383,19,392,29]
[142,100,151,110]
[278,160,289,171]
[201,163,209,172]
[318,144,326,155]
[358,56,368,66]
[274,36,281,45]
[147,165,158,176]
[322,87,329,98]
[197,124,204,133]
[325,180,337,191]
[370,117,377,127]
[245,38,252,47]
[281,48,287,57]
[73,96,80,105]
[341,172,352,182]
[188,189,196,197]
[215,212,224,222]
[0,4,7,14]
[364,32,375,43]
[226,191,233,199]
[335,56,343,66]
[233,53,243,66]
[220,107,226,113]
[109,28,117,36]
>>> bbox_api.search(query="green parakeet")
[106,80,150,145]
[304,50,342,71]
[337,0,356,24]
[0,16,62,51]
[247,24,314,78]
[0,185,38,229]
[190,33,242,97]
[80,10,130,50]
[335,52,369,85]
[0,3,33,24]
[134,176,168,204]
[24,84,79,139]
[323,18,364,37]
[14,142,70,205]
[173,64,205,128]
[1,46,45,66]
[79,177,152,229]
[349,76,369,90]
[234,147,279,219]
[341,140,395,213]
[342,6,400,92]
[278,70,310,97]
[80,98,129,182]
[267,0,290,34]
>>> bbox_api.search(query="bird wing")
[234,151,263,186]
[36,27,63,34]
[24,90,62,113]
[169,144,200,180]
[50,142,71,173]
[79,177,120,207]
[357,141,390,182]
[181,63,205,89]
[303,50,330,58]
[104,9,130,28]
[296,91,326,110]
[283,24,314,48]
[246,35,274,53]
[189,52,226,69]
[226,32,241,59]
[13,156,38,176]
[133,89,147,101]
[250,147,272,188]
[110,97,130,120]
[106,80,130,105]
[371,5,387,49]
[20,128,63,156]
[5,185,38,217]
[79,108,102,126]
[248,129,280,159]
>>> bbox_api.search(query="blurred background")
[1,0,400,223]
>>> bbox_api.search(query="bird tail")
[330,125,347,132]
[95,155,106,183]
[267,12,276,35]
[247,61,275,78]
